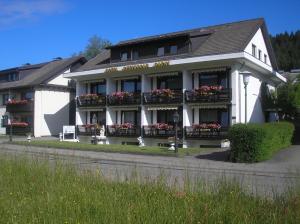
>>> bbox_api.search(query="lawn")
[10,140,211,157]
[0,155,299,223]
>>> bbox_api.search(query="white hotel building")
[64,18,285,147]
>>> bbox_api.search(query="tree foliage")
[270,31,300,71]
[83,35,112,60]
[276,81,300,119]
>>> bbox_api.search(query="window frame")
[157,47,165,57]
[252,44,257,57]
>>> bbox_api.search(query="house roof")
[76,18,278,72]
[0,56,86,90]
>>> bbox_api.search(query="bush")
[229,122,294,163]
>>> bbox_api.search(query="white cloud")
[0,0,68,27]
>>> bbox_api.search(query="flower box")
[194,85,223,95]
[10,122,29,127]
[151,89,175,98]
[7,99,28,105]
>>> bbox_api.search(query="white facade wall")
[34,90,70,137]
[244,28,271,65]
[48,68,71,86]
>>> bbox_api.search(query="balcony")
[6,100,34,113]
[184,124,228,139]
[107,124,140,137]
[185,87,231,103]
[77,94,106,108]
[143,124,183,138]
[77,124,100,136]
[5,122,33,135]
[143,89,183,105]
[107,92,141,106]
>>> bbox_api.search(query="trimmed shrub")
[229,122,294,163]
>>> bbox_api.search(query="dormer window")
[121,52,128,61]
[8,73,19,82]
[170,45,178,54]
[157,47,165,57]
[132,50,139,60]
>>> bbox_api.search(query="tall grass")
[0,155,299,223]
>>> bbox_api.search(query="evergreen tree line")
[270,31,300,71]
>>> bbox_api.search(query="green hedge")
[229,122,294,163]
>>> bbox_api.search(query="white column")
[230,64,240,125]
[106,77,115,125]
[182,70,193,127]
[141,74,151,126]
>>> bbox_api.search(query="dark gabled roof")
[0,56,86,90]
[76,18,278,72]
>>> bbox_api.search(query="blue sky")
[0,0,299,70]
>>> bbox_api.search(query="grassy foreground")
[10,140,209,157]
[0,156,299,223]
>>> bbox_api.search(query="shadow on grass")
[195,149,230,162]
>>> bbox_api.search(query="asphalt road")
[0,143,299,197]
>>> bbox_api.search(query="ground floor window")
[199,109,229,127]
[121,110,140,125]
[90,111,106,125]
[157,108,182,125]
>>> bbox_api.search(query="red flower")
[151,89,174,97]
[11,122,29,127]
[7,99,28,105]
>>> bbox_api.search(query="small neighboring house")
[64,18,286,147]
[0,56,86,137]
[282,69,300,83]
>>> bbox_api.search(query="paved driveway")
[0,143,299,197]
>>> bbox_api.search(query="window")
[252,44,256,57]
[199,110,218,123]
[264,54,267,64]
[22,92,34,100]
[2,94,9,105]
[199,109,229,127]
[258,50,262,60]
[8,73,19,82]
[157,74,182,90]
[121,79,141,92]
[198,71,229,88]
[157,110,181,125]
[170,45,178,54]
[157,47,165,57]
[121,111,140,125]
[90,111,106,125]
[121,52,128,61]
[91,82,106,95]
[132,51,139,60]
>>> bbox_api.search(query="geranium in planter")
[192,122,221,131]
[153,123,173,130]
[194,85,223,95]
[111,91,133,100]
[7,99,28,105]
[151,89,175,98]
[11,122,29,127]
[79,94,98,101]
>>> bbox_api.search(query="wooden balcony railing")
[142,125,183,138]
[77,95,106,107]
[106,125,140,137]
[107,92,141,106]
[143,90,183,105]
[184,126,228,139]
[185,88,231,103]
[6,100,34,113]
